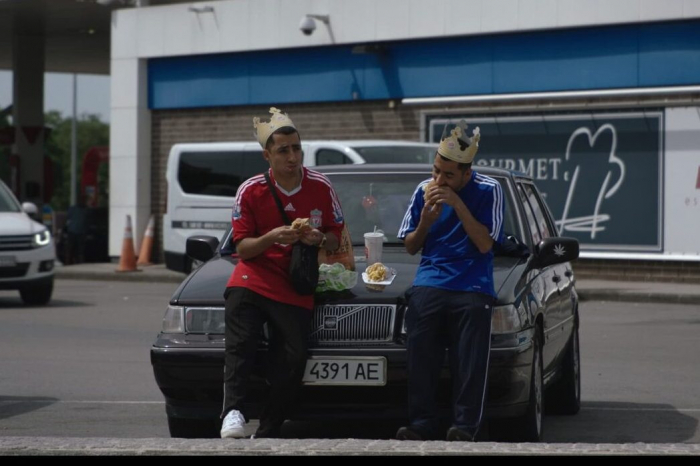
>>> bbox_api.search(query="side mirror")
[22,202,39,217]
[532,237,579,269]
[186,235,220,263]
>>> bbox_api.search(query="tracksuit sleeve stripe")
[398,182,427,239]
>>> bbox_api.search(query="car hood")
[172,246,523,307]
[0,213,44,235]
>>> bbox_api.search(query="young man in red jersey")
[220,108,344,439]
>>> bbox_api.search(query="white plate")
[302,357,386,386]
[362,268,396,286]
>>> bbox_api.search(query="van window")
[351,146,436,164]
[316,149,352,165]
[178,151,268,197]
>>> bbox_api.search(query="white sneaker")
[220,410,246,438]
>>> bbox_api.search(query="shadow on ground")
[0,397,59,421]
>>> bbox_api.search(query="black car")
[151,164,581,441]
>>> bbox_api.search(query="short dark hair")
[439,154,471,172]
[265,126,301,150]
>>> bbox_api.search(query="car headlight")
[185,307,225,334]
[491,304,523,334]
[33,230,51,247]
[162,305,185,333]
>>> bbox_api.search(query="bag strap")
[263,171,291,226]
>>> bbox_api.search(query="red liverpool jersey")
[226,167,345,309]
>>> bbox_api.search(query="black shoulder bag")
[264,172,319,295]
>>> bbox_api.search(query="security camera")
[299,16,316,36]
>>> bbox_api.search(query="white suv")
[0,179,55,305]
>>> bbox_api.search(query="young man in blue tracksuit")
[397,122,504,441]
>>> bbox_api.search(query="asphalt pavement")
[6,261,695,456]
[53,261,700,305]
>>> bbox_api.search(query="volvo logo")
[323,316,338,330]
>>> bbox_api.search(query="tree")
[44,111,109,210]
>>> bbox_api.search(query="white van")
[163,140,437,272]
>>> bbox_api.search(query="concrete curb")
[54,265,700,305]
[0,437,698,456]
[577,290,700,305]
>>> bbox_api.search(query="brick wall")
[150,96,700,282]
[150,100,422,262]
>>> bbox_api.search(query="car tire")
[19,279,53,306]
[546,318,581,415]
[512,329,544,442]
[488,329,544,443]
[167,416,220,439]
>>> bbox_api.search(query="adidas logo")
[284,203,295,212]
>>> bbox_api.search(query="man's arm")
[236,226,300,260]
[428,185,494,254]
[453,202,493,254]
[404,203,442,255]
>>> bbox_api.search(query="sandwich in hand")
[423,179,438,205]
[291,217,312,233]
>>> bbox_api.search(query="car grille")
[309,304,396,347]
[0,235,33,251]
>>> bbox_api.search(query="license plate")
[0,256,16,268]
[302,357,387,386]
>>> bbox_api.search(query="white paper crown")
[437,121,481,164]
[253,107,297,148]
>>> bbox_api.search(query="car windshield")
[0,182,21,213]
[325,171,519,246]
[219,171,521,251]
[351,146,437,164]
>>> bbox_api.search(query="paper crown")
[437,121,481,164]
[253,107,297,148]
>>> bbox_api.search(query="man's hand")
[300,228,324,246]
[268,226,302,245]
[420,201,443,228]
[427,185,463,209]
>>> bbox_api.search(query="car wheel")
[19,279,53,306]
[488,329,544,442]
[546,319,581,415]
[167,416,220,439]
[512,330,544,442]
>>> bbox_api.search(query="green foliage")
[44,111,109,210]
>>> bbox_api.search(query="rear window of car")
[351,146,436,164]
[178,151,268,197]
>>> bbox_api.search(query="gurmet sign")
[428,111,663,254]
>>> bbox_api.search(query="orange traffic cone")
[116,215,140,272]
[137,215,155,266]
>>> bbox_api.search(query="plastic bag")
[316,263,358,293]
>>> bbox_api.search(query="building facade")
[110,0,700,278]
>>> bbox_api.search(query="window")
[0,181,20,213]
[351,146,436,164]
[517,183,542,246]
[178,151,268,197]
[316,149,352,166]
[521,183,555,239]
